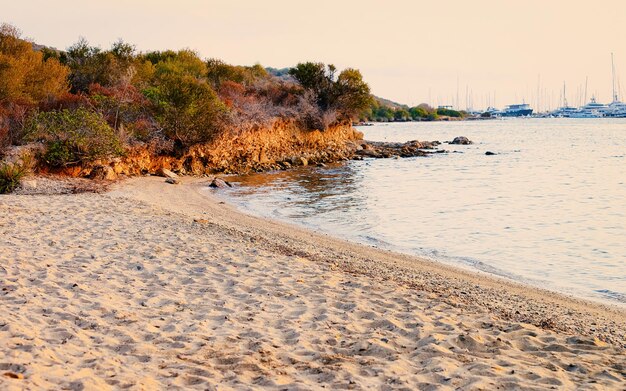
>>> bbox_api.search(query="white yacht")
[553,106,579,117]
[606,101,626,117]
[569,97,607,118]
[497,103,533,117]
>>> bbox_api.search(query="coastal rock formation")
[449,136,473,145]
[5,122,446,180]
[96,121,364,177]
[355,140,443,159]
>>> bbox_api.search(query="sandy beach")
[1,176,624,390]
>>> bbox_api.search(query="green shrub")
[25,108,124,166]
[43,140,77,167]
[0,158,29,194]
[144,73,227,146]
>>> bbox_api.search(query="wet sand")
[0,176,624,390]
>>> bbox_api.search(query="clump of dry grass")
[0,155,31,194]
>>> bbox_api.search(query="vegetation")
[288,63,372,126]
[0,22,464,174]
[25,108,124,166]
[361,99,465,122]
[0,155,30,194]
[0,23,381,166]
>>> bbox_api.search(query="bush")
[144,73,227,146]
[0,23,69,104]
[25,108,123,166]
[0,157,30,194]
[436,108,463,118]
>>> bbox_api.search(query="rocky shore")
[2,123,461,184]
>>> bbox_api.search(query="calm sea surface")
[219,119,626,305]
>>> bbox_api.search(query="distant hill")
[265,68,408,110]
[265,67,294,82]
[31,42,61,54]
[373,95,409,109]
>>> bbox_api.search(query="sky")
[4,0,626,111]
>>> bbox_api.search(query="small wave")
[594,289,626,303]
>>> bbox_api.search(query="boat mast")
[584,76,588,104]
[611,53,618,103]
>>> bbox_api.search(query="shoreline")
[216,180,625,310]
[1,176,625,389]
[112,177,626,344]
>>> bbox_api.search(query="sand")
[0,176,624,390]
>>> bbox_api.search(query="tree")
[0,23,69,105]
[409,106,428,119]
[394,109,410,121]
[289,62,372,124]
[0,23,69,147]
[334,68,372,119]
[288,62,334,111]
[64,38,139,92]
[206,58,232,89]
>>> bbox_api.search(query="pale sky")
[4,0,626,111]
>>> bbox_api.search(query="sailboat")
[606,53,626,117]
[553,83,579,117]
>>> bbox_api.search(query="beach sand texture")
[1,177,624,390]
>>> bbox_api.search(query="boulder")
[156,167,178,179]
[165,177,180,185]
[485,151,497,156]
[209,177,232,189]
[450,136,473,145]
[89,165,117,181]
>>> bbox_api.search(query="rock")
[165,177,180,185]
[156,168,178,179]
[355,149,381,158]
[20,179,37,191]
[209,178,232,189]
[485,151,497,156]
[290,156,308,166]
[89,165,117,181]
[450,136,473,145]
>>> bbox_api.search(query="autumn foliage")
[0,23,373,166]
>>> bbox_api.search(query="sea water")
[221,118,626,306]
